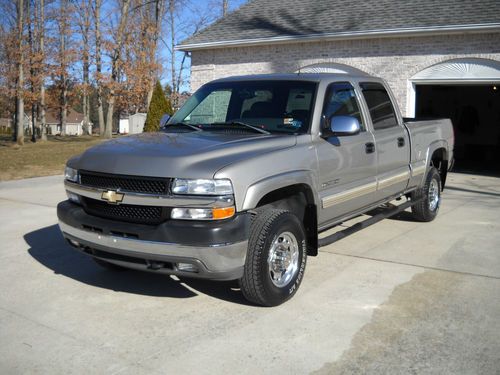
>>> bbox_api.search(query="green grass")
[0,135,106,181]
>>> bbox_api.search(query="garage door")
[410,58,500,174]
[415,84,500,173]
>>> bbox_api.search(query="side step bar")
[318,197,424,248]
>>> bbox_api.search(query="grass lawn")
[0,135,106,181]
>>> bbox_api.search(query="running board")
[318,197,424,248]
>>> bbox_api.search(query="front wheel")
[239,209,307,306]
[411,166,442,222]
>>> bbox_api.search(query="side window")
[360,82,398,130]
[322,82,364,130]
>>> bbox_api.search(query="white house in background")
[119,113,147,134]
[46,109,92,135]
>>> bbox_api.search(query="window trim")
[322,81,367,132]
[359,81,400,131]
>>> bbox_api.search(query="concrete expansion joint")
[321,251,500,280]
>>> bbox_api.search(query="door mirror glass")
[329,115,361,136]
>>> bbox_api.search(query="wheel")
[93,257,127,271]
[239,209,307,306]
[410,166,441,222]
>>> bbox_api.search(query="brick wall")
[189,32,500,116]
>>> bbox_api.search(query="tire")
[93,257,127,271]
[239,209,307,307]
[411,166,441,222]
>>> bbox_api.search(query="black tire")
[93,257,127,271]
[239,209,307,307]
[411,166,441,222]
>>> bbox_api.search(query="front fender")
[241,170,318,211]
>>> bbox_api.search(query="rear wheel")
[411,167,441,222]
[239,209,307,306]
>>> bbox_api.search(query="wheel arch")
[427,143,449,189]
[242,172,319,256]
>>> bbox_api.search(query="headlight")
[171,206,235,220]
[171,178,233,195]
[64,166,79,182]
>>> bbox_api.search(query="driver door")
[316,82,378,227]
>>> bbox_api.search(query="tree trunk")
[16,0,25,146]
[94,0,105,136]
[146,0,164,110]
[80,0,91,135]
[39,0,47,141]
[104,0,131,139]
[59,0,68,136]
[27,0,36,142]
[169,0,177,107]
[222,0,228,16]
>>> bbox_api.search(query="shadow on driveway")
[24,224,251,305]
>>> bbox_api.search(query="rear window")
[360,82,398,130]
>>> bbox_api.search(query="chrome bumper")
[58,221,247,280]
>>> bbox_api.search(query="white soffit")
[411,58,500,82]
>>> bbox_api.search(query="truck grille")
[80,171,170,195]
[82,198,169,225]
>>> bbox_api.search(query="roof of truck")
[210,72,378,84]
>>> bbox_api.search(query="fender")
[241,170,318,211]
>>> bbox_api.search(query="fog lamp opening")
[176,263,199,273]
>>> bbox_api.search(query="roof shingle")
[178,0,500,49]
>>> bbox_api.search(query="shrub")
[143,81,173,132]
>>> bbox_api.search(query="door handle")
[365,142,375,154]
[397,137,405,147]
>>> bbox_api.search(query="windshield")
[169,80,318,134]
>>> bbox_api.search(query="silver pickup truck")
[58,73,454,306]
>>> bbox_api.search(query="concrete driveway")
[0,173,499,374]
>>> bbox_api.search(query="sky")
[168,0,248,92]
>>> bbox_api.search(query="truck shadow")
[24,224,251,305]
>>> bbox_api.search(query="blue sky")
[169,0,248,92]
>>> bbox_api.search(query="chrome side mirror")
[329,115,361,136]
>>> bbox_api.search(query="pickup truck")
[58,73,454,306]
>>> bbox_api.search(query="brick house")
[177,0,500,171]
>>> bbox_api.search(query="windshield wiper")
[165,122,203,131]
[209,121,270,135]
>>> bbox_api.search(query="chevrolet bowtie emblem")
[101,190,124,204]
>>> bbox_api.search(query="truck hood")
[70,132,297,178]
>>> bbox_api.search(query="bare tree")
[104,0,131,138]
[222,0,228,16]
[39,0,47,141]
[75,0,92,135]
[57,0,70,136]
[16,0,25,145]
[94,0,105,136]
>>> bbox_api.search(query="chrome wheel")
[267,231,299,288]
[428,178,440,211]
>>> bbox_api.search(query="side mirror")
[160,114,171,129]
[326,115,361,136]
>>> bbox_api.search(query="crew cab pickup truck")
[58,73,454,306]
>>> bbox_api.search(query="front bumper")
[57,201,250,280]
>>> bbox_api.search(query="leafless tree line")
[0,0,235,145]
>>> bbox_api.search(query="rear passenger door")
[359,82,410,200]
[316,82,377,226]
